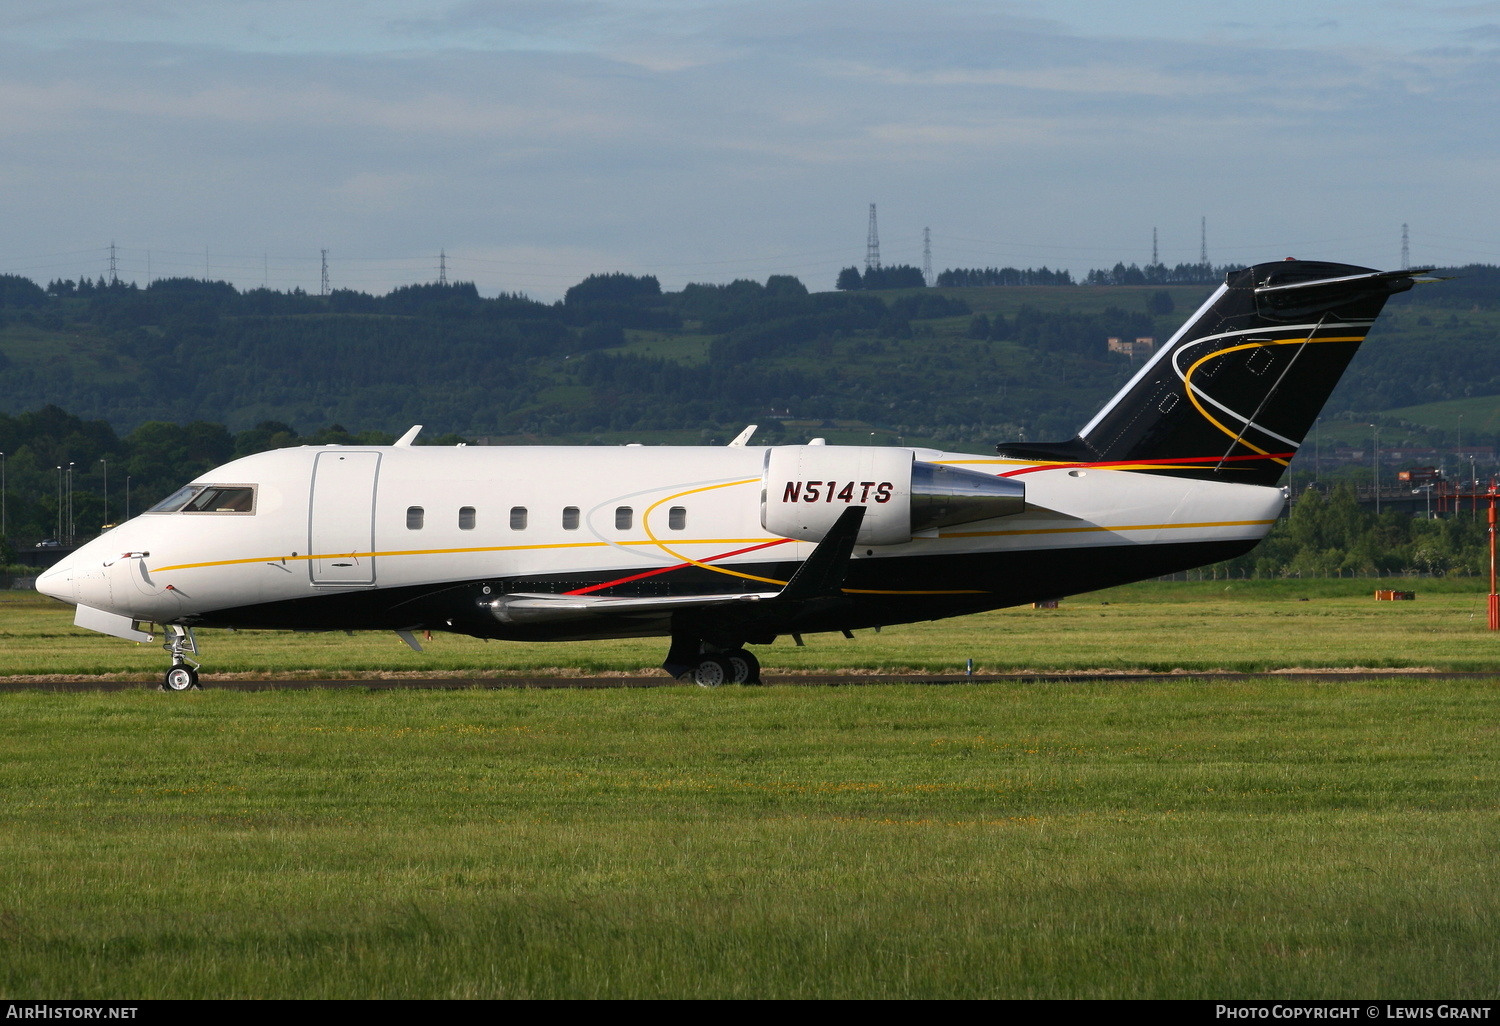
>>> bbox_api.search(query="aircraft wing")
[489,591,779,624]
[485,506,869,627]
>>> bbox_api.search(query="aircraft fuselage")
[40,442,1282,644]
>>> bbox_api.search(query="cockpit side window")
[145,484,205,514]
[174,485,257,514]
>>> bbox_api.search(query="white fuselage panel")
[39,444,1285,627]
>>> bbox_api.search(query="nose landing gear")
[161,626,201,692]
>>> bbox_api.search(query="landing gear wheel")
[163,664,199,692]
[724,649,762,685]
[691,655,732,688]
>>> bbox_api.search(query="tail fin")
[994,260,1424,486]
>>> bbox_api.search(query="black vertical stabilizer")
[994,260,1423,486]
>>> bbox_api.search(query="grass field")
[1,678,1496,998]
[2,581,1500,997]
[5,577,1500,680]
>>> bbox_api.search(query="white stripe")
[1077,284,1226,437]
[1169,323,1370,449]
[1078,303,1372,442]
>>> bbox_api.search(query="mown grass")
[6,578,1500,678]
[1,680,1496,998]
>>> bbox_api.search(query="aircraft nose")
[35,534,121,609]
[35,559,77,604]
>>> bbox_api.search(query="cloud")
[0,2,1497,301]
[387,0,618,47]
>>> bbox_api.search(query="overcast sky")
[2,1,1497,300]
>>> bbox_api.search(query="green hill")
[1,266,1498,456]
[0,274,1217,452]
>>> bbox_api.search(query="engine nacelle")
[762,445,914,545]
[761,446,1025,545]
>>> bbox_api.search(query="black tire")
[725,649,762,685]
[692,655,732,688]
[163,665,198,692]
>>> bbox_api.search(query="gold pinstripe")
[943,518,1276,538]
[154,537,770,574]
[1181,335,1364,466]
[637,477,791,586]
[153,517,1273,573]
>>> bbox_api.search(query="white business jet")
[38,260,1423,690]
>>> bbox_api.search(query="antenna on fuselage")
[394,425,422,447]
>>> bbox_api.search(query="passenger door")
[308,451,380,585]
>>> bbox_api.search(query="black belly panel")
[183,538,1255,641]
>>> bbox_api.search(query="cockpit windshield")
[146,484,257,514]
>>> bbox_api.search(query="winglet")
[777,505,865,601]
[394,425,422,447]
[728,425,758,446]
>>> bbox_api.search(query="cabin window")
[407,506,424,530]
[615,506,633,530]
[510,506,528,530]
[562,506,580,530]
[669,506,687,530]
[459,506,476,530]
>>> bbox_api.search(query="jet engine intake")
[761,446,1023,545]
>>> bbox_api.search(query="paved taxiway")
[3,671,1497,691]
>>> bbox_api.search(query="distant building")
[1384,448,1441,463]
[1106,336,1156,360]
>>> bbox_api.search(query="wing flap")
[489,591,777,624]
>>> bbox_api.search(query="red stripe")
[562,538,794,595]
[998,452,1295,477]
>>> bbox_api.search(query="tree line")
[0,404,473,561]
[4,262,1499,474]
[1217,483,1495,579]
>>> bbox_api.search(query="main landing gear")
[664,637,763,687]
[161,626,201,692]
